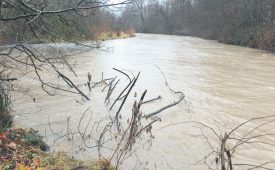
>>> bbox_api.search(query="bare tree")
[160,115,275,170]
[121,0,274,51]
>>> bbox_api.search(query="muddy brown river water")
[12,34,275,169]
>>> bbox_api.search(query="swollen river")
[13,34,275,169]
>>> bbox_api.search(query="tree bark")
[221,133,227,170]
[0,0,2,18]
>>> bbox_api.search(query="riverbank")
[0,128,113,170]
[96,31,135,41]
[0,31,135,46]
[168,25,275,53]
[217,26,274,53]
[0,85,113,169]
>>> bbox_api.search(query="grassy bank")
[0,33,135,46]
[96,31,135,41]
[0,128,113,170]
[0,30,135,46]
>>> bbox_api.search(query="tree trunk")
[272,0,275,22]
[0,0,2,18]
[221,134,227,170]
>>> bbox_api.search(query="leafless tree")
[121,0,274,51]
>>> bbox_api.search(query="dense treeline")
[121,0,275,52]
[0,0,132,44]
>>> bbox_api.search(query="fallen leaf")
[7,142,17,150]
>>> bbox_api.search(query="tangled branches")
[47,68,185,169]
[0,41,92,99]
[0,0,130,44]
[161,115,275,170]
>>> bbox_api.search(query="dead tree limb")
[56,70,90,100]
[142,95,162,105]
[143,92,185,118]
[143,65,185,118]
[115,72,140,120]
[0,78,17,81]
[110,68,133,110]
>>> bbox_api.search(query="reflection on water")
[13,34,275,169]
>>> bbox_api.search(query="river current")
[13,34,275,169]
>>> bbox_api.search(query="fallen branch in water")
[115,72,140,120]
[143,92,185,118]
[110,68,133,110]
[46,69,185,170]
[142,95,162,105]
[56,70,90,100]
[144,65,185,118]
[0,78,18,81]
[104,77,118,103]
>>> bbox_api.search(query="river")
[13,34,275,169]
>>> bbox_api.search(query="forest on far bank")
[120,0,275,52]
[0,0,274,52]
